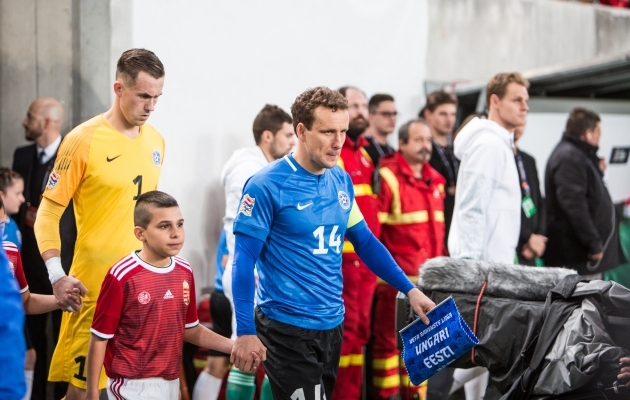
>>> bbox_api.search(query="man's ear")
[113,80,124,98]
[296,123,307,142]
[261,130,274,144]
[134,226,145,242]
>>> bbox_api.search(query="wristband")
[45,256,66,284]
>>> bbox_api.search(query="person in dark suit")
[13,98,76,400]
[513,124,546,266]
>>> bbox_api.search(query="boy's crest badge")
[338,191,351,210]
[238,194,256,217]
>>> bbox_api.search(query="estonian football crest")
[338,191,351,210]
[152,150,161,167]
[183,281,190,306]
[46,170,60,190]
[238,194,256,217]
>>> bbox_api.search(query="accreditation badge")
[521,195,537,218]
[399,296,479,385]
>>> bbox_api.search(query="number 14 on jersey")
[312,225,341,255]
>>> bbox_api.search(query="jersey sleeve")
[232,178,275,242]
[347,199,366,231]
[185,272,199,329]
[43,131,91,207]
[91,272,124,339]
[4,245,28,293]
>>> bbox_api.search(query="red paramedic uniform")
[373,152,446,399]
[331,136,381,400]
[4,241,29,293]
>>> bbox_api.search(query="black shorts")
[207,290,232,357]
[255,307,343,400]
[24,323,33,350]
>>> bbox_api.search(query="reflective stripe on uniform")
[353,183,374,197]
[378,275,418,285]
[380,167,443,225]
[339,353,364,368]
[343,240,354,253]
[373,374,400,389]
[379,167,400,214]
[373,355,399,370]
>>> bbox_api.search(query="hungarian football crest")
[183,281,190,306]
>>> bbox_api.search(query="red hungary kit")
[91,252,199,380]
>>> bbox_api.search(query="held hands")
[407,288,436,325]
[53,275,87,312]
[230,335,266,372]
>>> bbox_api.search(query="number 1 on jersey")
[133,175,143,200]
[313,225,341,255]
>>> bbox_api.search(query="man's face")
[400,122,432,165]
[368,100,397,136]
[118,71,165,127]
[22,103,45,141]
[298,106,348,170]
[136,206,185,259]
[425,103,456,137]
[513,124,525,143]
[269,122,296,159]
[585,122,601,147]
[345,88,369,139]
[493,83,529,131]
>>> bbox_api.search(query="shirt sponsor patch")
[46,171,60,190]
[338,191,351,210]
[238,194,256,217]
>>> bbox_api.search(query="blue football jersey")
[233,153,366,330]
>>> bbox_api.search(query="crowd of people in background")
[1,48,629,400]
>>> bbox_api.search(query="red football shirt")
[3,241,28,293]
[91,251,199,380]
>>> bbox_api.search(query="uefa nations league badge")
[399,296,479,385]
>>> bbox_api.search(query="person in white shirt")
[193,104,295,400]
[448,72,529,400]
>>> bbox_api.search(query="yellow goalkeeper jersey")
[43,114,165,301]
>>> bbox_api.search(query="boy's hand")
[64,288,83,311]
[231,335,267,372]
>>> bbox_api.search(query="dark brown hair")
[486,72,529,109]
[424,91,458,115]
[116,48,165,85]
[291,87,348,131]
[0,168,23,193]
[369,94,395,113]
[565,107,600,140]
[134,190,179,229]
[252,105,293,145]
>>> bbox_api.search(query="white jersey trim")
[90,327,114,339]
[283,154,297,172]
[19,285,29,294]
[131,251,175,274]
[185,320,199,329]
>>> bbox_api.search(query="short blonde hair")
[485,72,529,109]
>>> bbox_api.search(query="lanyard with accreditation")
[515,151,537,219]
[399,296,479,385]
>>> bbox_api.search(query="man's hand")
[52,275,87,312]
[231,335,267,373]
[618,357,630,388]
[527,234,547,258]
[521,244,535,260]
[408,288,436,325]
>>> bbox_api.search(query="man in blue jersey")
[230,87,435,400]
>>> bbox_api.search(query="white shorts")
[107,377,179,400]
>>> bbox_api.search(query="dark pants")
[255,308,343,400]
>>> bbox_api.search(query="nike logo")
[107,154,122,162]
[297,202,313,211]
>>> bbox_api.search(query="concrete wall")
[0,0,110,166]
[113,0,430,288]
[426,0,630,84]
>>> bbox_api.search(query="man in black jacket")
[545,107,625,276]
[513,124,546,266]
[13,98,76,400]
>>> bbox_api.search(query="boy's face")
[135,206,184,259]
[0,206,5,235]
